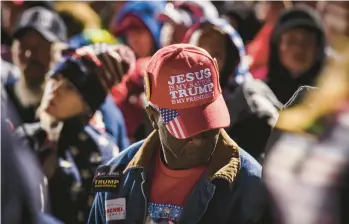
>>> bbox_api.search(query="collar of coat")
[124,129,241,184]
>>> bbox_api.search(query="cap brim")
[13,26,60,43]
[160,94,230,139]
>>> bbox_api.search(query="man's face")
[198,30,227,72]
[148,106,220,162]
[42,76,86,120]
[15,30,52,87]
[279,28,317,77]
[125,26,154,58]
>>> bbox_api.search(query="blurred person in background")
[1,114,63,224]
[54,2,101,38]
[248,1,289,77]
[184,18,281,159]
[2,83,61,224]
[89,44,269,224]
[112,57,152,142]
[184,18,249,88]
[158,0,218,47]
[13,44,126,224]
[88,1,127,30]
[111,1,166,58]
[67,29,132,150]
[1,0,54,61]
[68,28,120,50]
[264,2,349,223]
[1,56,21,84]
[263,5,326,104]
[4,6,67,127]
[264,40,349,224]
[221,1,263,45]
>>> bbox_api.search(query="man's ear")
[145,105,159,130]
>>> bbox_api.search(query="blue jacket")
[100,95,130,150]
[88,130,268,224]
[116,1,166,51]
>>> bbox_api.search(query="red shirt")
[145,149,206,223]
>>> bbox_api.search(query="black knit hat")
[49,44,127,115]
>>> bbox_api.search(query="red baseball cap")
[145,44,230,139]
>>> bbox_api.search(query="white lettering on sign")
[168,68,214,104]
[105,198,126,221]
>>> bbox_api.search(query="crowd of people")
[1,1,349,224]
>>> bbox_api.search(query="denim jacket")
[88,129,268,224]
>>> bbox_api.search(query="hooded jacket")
[115,1,166,53]
[184,18,282,159]
[184,18,250,89]
[266,6,326,104]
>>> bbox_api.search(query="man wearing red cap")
[88,44,268,224]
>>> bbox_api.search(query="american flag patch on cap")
[159,108,187,139]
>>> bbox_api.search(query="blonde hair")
[55,2,101,30]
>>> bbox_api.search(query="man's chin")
[23,68,46,86]
[24,76,46,88]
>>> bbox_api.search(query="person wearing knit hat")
[89,44,268,224]
[66,31,135,149]
[13,44,127,224]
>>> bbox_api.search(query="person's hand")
[110,44,136,74]
[73,43,129,92]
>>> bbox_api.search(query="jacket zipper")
[195,190,214,224]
